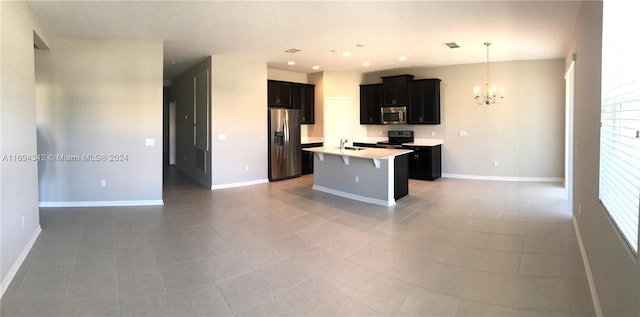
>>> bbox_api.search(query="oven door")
[381,106,406,124]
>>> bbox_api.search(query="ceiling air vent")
[444,42,460,49]
[285,48,301,54]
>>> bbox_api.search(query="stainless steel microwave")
[381,106,406,124]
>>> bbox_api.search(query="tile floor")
[1,169,595,316]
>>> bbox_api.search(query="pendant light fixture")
[474,42,504,105]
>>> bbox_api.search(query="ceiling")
[26,1,582,80]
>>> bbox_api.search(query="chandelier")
[474,42,504,105]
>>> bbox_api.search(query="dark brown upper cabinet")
[408,78,441,124]
[359,84,383,124]
[382,74,414,106]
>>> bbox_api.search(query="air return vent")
[285,48,301,53]
[444,42,460,49]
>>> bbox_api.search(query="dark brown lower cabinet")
[403,145,441,181]
[301,142,323,175]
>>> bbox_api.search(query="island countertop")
[304,146,412,160]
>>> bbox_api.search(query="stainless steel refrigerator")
[268,108,301,181]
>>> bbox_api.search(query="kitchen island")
[303,146,412,206]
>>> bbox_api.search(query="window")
[600,1,640,253]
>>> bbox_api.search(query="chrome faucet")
[340,137,349,150]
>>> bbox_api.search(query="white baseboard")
[573,217,604,317]
[211,178,269,190]
[1,226,42,298]
[39,200,164,207]
[312,185,394,206]
[442,173,563,182]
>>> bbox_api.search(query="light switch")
[459,131,467,137]
[217,134,226,140]
[145,138,156,146]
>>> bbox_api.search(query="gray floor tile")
[464,271,518,306]
[63,297,120,316]
[215,272,275,313]
[14,269,72,300]
[476,249,522,274]
[67,269,119,299]
[165,283,232,316]
[119,294,171,316]
[350,273,415,315]
[395,286,461,316]
[5,173,594,317]
[514,277,569,311]
[159,260,211,292]
[0,298,66,317]
[519,253,563,277]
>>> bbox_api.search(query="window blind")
[600,1,640,254]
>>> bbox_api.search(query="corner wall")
[210,55,268,188]
[35,37,164,205]
[568,1,639,316]
[1,1,43,295]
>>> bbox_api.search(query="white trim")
[1,226,42,298]
[312,184,394,207]
[573,217,604,317]
[211,178,269,190]
[39,200,164,207]
[442,173,563,182]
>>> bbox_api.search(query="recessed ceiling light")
[285,48,301,54]
[312,65,320,70]
[362,61,370,67]
[444,42,460,48]
[399,56,407,61]
[343,51,351,57]
[287,61,295,65]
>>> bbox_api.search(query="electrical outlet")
[355,176,359,183]
[245,165,249,171]
[578,204,582,215]
[21,215,25,227]
[101,179,106,187]
[494,161,499,167]
[459,131,467,137]
[431,130,435,136]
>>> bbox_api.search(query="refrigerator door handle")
[283,117,289,157]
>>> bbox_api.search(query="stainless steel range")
[376,131,414,148]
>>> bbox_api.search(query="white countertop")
[351,137,444,147]
[351,137,387,144]
[404,138,444,146]
[303,146,412,159]
[301,137,324,144]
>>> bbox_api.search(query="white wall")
[0,1,45,295]
[210,55,268,187]
[35,38,164,205]
[568,1,639,316]
[363,59,565,180]
[267,68,308,83]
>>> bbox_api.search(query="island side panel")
[394,153,409,200]
[312,153,393,205]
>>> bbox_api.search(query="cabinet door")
[267,80,292,107]
[382,75,413,106]
[290,84,302,109]
[408,81,425,123]
[359,84,382,124]
[301,84,315,124]
[408,79,441,124]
